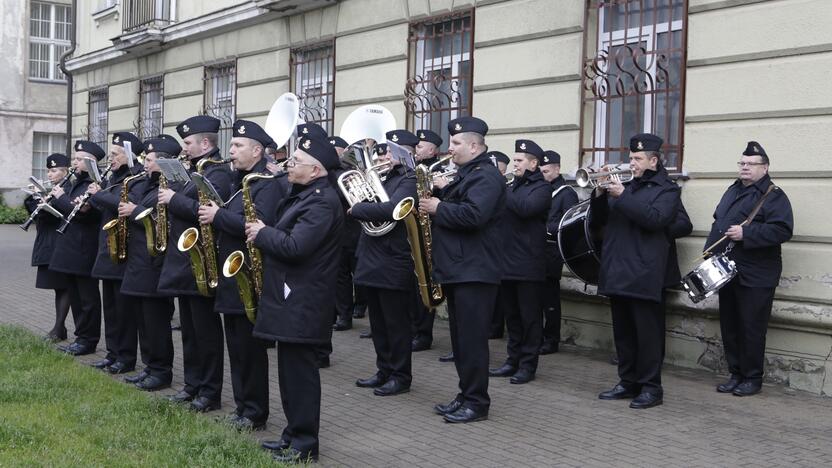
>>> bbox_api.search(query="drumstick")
[693,220,749,263]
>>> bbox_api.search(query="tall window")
[137,76,164,139]
[122,0,172,32]
[291,43,335,135]
[29,1,72,81]
[87,88,109,148]
[203,62,236,154]
[580,0,687,171]
[404,12,473,151]
[32,133,67,181]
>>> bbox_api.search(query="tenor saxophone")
[103,172,146,263]
[155,173,169,253]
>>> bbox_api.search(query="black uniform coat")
[431,151,506,285]
[50,172,101,276]
[89,165,141,280]
[704,174,793,288]
[350,164,417,290]
[211,158,282,315]
[502,169,551,282]
[545,176,580,279]
[159,148,233,296]
[120,174,166,297]
[252,177,344,344]
[24,195,63,266]
[590,166,681,303]
[664,202,693,288]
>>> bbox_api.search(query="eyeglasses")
[736,161,767,167]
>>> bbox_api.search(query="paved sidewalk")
[2,225,832,467]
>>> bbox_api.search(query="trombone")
[575,165,634,189]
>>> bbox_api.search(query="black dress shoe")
[373,379,410,396]
[509,368,535,384]
[717,375,742,393]
[261,439,290,451]
[106,361,135,375]
[352,303,367,319]
[598,384,639,400]
[438,352,455,363]
[62,342,95,356]
[190,396,221,412]
[135,375,171,392]
[230,415,266,432]
[124,371,149,384]
[443,406,488,424]
[539,340,559,355]
[168,389,195,403]
[434,396,463,415]
[629,392,663,409]
[91,358,114,369]
[411,338,431,352]
[488,363,517,377]
[359,329,372,339]
[272,447,318,464]
[356,373,387,388]
[333,317,352,331]
[732,381,762,397]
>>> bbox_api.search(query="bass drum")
[557,200,604,285]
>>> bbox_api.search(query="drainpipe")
[58,0,78,156]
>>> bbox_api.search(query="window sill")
[92,4,119,28]
[28,78,68,85]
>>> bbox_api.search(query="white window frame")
[32,133,67,180]
[29,1,72,82]
[139,76,164,138]
[411,32,471,130]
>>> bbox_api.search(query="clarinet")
[56,167,113,235]
[19,168,76,231]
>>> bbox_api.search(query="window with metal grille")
[29,1,72,81]
[122,0,172,33]
[87,88,109,148]
[137,76,164,140]
[291,43,335,136]
[203,62,236,154]
[404,11,473,152]
[32,133,67,180]
[580,0,687,172]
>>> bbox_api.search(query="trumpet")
[575,165,634,188]
[424,155,456,191]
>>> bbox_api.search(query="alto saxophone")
[155,174,169,253]
[103,172,146,263]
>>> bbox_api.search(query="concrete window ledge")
[92,4,119,28]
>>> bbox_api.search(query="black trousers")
[278,341,321,456]
[180,295,224,400]
[610,295,666,394]
[718,279,775,383]
[541,274,562,345]
[445,282,497,413]
[136,296,174,381]
[490,288,505,338]
[366,287,414,385]
[335,247,357,322]
[411,289,435,344]
[224,314,269,423]
[67,274,101,347]
[501,280,544,372]
[101,279,137,366]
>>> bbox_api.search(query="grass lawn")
[0,324,280,467]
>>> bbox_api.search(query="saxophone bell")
[222,250,257,324]
[135,207,158,257]
[177,227,211,297]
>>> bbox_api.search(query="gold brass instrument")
[425,155,456,191]
[103,171,146,263]
[135,207,158,257]
[575,165,634,189]
[155,174,169,253]
[177,227,211,296]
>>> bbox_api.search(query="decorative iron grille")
[404,11,473,151]
[203,62,237,154]
[291,43,335,135]
[579,0,687,172]
[136,76,164,140]
[87,88,109,148]
[122,0,172,33]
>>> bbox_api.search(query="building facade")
[64,0,832,393]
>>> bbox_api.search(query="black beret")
[417,129,443,147]
[73,140,105,161]
[144,134,182,157]
[386,130,419,148]
[486,151,510,166]
[297,122,328,139]
[742,141,767,158]
[46,153,70,168]
[448,116,488,136]
[541,150,561,165]
[375,143,388,156]
[515,139,544,159]
[232,120,272,147]
[298,136,339,170]
[629,133,663,152]
[112,132,144,155]
[329,136,349,149]
[177,115,220,138]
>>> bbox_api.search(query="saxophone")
[393,164,444,308]
[103,172,146,263]
[222,172,274,324]
[155,174,169,253]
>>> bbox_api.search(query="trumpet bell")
[575,166,634,188]
[177,227,199,252]
[223,250,245,278]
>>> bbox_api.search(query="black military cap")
[232,120,272,147]
[74,140,106,161]
[298,136,339,170]
[297,122,328,139]
[329,136,349,149]
[46,153,70,168]
[375,143,388,156]
[448,116,488,136]
[515,139,544,159]
[386,130,419,148]
[177,115,221,138]
[417,129,443,147]
[112,132,144,155]
[486,151,510,166]
[144,134,182,157]
[629,133,663,152]
[541,150,561,166]
[742,141,767,158]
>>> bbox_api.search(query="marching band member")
[487,151,511,341]
[247,135,343,463]
[419,117,506,424]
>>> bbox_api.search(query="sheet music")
[386,140,416,170]
[124,141,134,169]
[191,173,225,206]
[157,159,191,185]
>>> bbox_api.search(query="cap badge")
[419,132,425,139]
[147,143,154,151]
[182,124,190,133]
[114,136,120,143]
[77,143,82,150]
[303,139,312,150]
[49,160,56,167]
[637,141,644,150]
[544,156,549,163]
[238,125,246,135]
[454,123,462,131]
[519,142,527,151]
[302,127,309,134]
[329,139,335,145]
[753,145,759,153]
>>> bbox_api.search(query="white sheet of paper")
[283,282,291,300]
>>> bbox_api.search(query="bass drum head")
[557,200,602,285]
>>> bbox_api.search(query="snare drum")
[681,254,737,303]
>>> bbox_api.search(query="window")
[122,0,172,32]
[29,1,72,81]
[291,43,335,135]
[203,62,236,154]
[137,76,163,139]
[580,0,687,171]
[32,133,67,181]
[87,88,109,149]
[404,12,473,152]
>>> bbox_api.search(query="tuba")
[103,171,146,263]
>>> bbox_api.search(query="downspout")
[58,0,78,156]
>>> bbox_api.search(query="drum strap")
[703,183,776,257]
